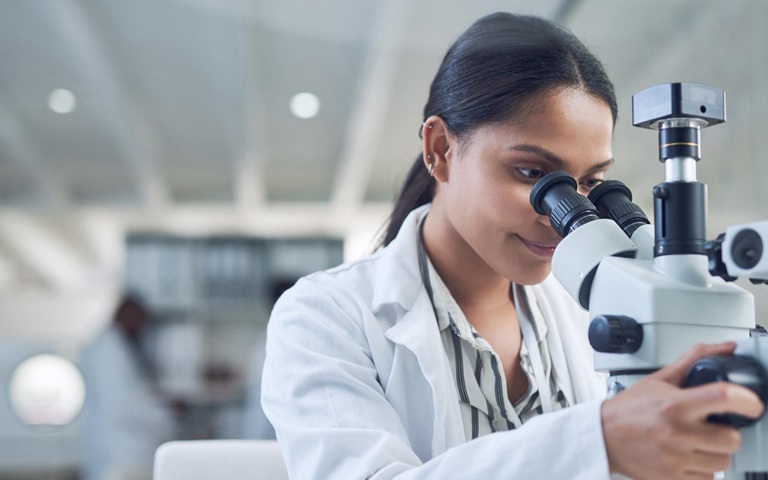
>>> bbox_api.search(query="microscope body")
[532,83,768,478]
[551,218,754,376]
[589,246,752,369]
[590,253,768,476]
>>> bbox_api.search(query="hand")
[601,342,765,480]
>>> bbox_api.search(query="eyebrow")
[508,144,614,172]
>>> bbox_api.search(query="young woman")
[261,12,762,480]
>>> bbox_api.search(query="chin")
[508,265,552,286]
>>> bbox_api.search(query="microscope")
[530,83,768,479]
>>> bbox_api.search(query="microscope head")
[530,171,638,309]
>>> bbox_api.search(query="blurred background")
[1,0,766,479]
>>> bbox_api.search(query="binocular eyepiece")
[530,171,650,239]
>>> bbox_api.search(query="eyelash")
[517,167,605,191]
[579,178,605,190]
[517,167,546,181]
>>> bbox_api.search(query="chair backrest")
[153,440,288,480]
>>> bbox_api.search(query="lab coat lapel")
[384,289,465,453]
[369,205,464,453]
[525,284,577,407]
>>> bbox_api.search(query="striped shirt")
[418,229,568,440]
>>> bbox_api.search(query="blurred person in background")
[79,295,176,480]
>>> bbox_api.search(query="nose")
[536,211,552,228]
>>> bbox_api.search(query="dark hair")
[379,12,617,246]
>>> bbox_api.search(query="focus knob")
[589,315,644,354]
[683,355,768,427]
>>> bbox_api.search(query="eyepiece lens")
[530,171,601,238]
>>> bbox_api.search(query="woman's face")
[435,88,615,285]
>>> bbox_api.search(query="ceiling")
[1,0,767,302]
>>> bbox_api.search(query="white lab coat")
[261,205,613,479]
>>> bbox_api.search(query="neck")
[422,204,512,312]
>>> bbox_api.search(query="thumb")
[651,342,737,385]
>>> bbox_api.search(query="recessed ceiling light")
[289,92,320,119]
[48,88,77,114]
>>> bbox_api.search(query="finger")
[679,382,764,422]
[682,471,722,480]
[688,424,742,455]
[685,450,732,475]
[652,342,737,384]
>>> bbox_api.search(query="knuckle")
[653,422,680,447]
[728,430,742,452]
[711,383,731,402]
[691,343,709,357]
[657,404,674,423]
[659,396,684,420]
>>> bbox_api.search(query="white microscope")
[529,83,768,479]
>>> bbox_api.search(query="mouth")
[518,236,559,258]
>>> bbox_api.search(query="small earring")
[427,162,435,177]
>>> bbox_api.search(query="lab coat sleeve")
[261,277,612,480]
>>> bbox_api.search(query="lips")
[519,237,559,258]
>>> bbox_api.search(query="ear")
[422,115,456,183]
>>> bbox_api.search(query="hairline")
[447,85,616,156]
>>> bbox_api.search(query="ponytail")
[379,153,435,247]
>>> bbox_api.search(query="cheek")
[449,176,537,234]
[478,178,538,226]
[443,156,539,230]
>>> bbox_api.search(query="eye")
[579,177,605,191]
[518,167,546,181]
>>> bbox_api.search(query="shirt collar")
[424,253,550,347]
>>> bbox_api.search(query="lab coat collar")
[370,205,431,313]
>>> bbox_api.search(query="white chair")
[153,440,288,480]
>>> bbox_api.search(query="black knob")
[683,355,768,428]
[706,233,737,282]
[589,315,644,354]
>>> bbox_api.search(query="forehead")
[466,89,614,162]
